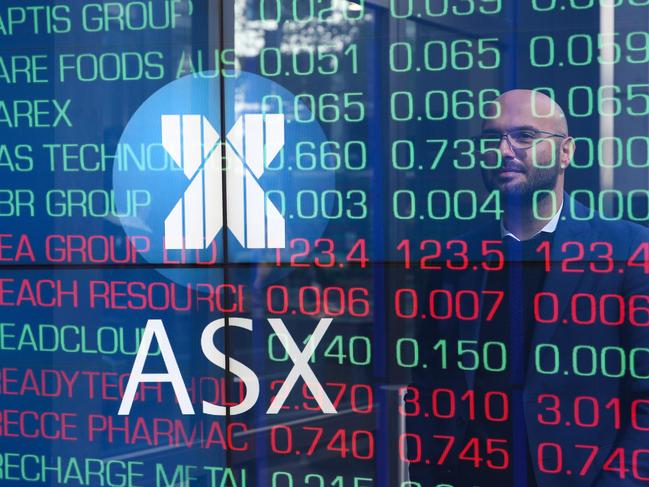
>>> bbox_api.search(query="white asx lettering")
[118,317,336,415]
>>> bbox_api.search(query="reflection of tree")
[235,0,367,57]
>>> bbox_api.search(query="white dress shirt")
[500,202,564,241]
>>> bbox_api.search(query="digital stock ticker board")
[2,1,649,486]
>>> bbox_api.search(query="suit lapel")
[525,197,596,487]
[529,195,592,350]
[457,224,500,390]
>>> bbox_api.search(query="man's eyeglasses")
[475,129,567,150]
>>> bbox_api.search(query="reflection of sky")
[235,0,368,57]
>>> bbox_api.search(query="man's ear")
[560,137,575,169]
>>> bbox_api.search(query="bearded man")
[407,90,649,487]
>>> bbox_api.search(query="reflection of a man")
[408,90,649,487]
[480,89,573,239]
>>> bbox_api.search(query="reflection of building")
[235,0,366,58]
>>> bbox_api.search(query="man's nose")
[498,135,516,158]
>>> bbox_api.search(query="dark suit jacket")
[408,194,649,486]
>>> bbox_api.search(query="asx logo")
[118,318,337,416]
[162,114,286,250]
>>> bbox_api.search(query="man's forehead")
[482,114,549,131]
[483,100,557,130]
